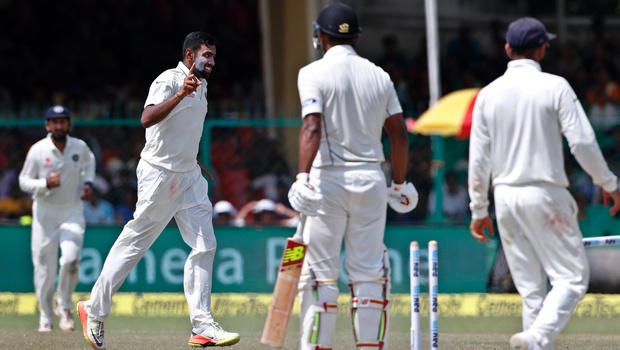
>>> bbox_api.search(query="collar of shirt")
[507,59,542,72]
[45,133,73,152]
[323,44,357,59]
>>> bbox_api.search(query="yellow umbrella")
[411,88,480,139]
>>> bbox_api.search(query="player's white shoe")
[188,322,240,347]
[38,323,52,332]
[55,307,75,332]
[77,301,106,350]
[509,332,535,350]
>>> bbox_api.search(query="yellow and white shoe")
[77,301,106,350]
[188,322,240,347]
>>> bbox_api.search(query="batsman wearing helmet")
[288,3,418,349]
[468,17,620,350]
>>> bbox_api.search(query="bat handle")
[292,213,306,242]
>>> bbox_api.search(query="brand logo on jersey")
[189,92,196,98]
[72,154,79,162]
[338,23,350,34]
[44,157,53,169]
[302,98,317,107]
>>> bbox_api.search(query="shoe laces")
[89,319,105,338]
[211,322,225,334]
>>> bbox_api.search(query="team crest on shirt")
[44,157,53,169]
[72,154,79,162]
[303,98,318,107]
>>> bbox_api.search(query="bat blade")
[261,238,307,348]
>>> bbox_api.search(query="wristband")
[296,172,310,183]
[174,93,183,102]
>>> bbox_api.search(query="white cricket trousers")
[494,184,589,350]
[299,164,391,350]
[31,201,85,326]
[89,159,216,333]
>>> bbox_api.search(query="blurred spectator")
[586,65,620,130]
[114,190,136,225]
[583,41,619,83]
[446,24,481,72]
[571,65,592,102]
[480,18,508,81]
[234,198,299,227]
[556,41,583,87]
[0,153,23,198]
[386,66,413,114]
[217,155,251,210]
[250,157,293,202]
[376,34,409,72]
[0,181,32,221]
[107,169,137,207]
[83,188,115,225]
[427,171,469,223]
[212,200,238,226]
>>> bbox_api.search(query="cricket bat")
[261,237,307,348]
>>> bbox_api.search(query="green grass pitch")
[2,313,620,350]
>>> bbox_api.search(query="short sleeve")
[386,82,403,117]
[144,71,177,108]
[298,66,323,118]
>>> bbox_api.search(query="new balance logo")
[283,246,305,263]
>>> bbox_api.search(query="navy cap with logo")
[506,17,556,50]
[314,2,362,38]
[45,105,71,120]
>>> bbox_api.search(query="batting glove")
[288,173,322,216]
[388,181,418,213]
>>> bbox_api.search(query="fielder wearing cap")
[19,104,95,333]
[468,16,620,350]
[45,105,71,120]
[505,17,556,50]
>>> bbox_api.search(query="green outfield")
[2,313,620,350]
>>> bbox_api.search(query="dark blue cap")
[314,2,362,38]
[45,105,71,120]
[506,17,556,50]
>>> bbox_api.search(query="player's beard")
[51,131,67,142]
[194,57,212,79]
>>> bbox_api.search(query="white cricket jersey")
[19,134,96,208]
[298,45,403,167]
[142,62,208,172]
[468,59,618,219]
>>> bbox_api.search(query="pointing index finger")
[189,63,196,76]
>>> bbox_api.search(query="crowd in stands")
[1,3,620,228]
[0,0,263,120]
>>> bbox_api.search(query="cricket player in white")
[468,17,620,350]
[288,3,418,350]
[19,105,96,333]
[77,32,239,350]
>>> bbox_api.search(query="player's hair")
[182,32,217,59]
[510,45,540,58]
[324,33,357,47]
